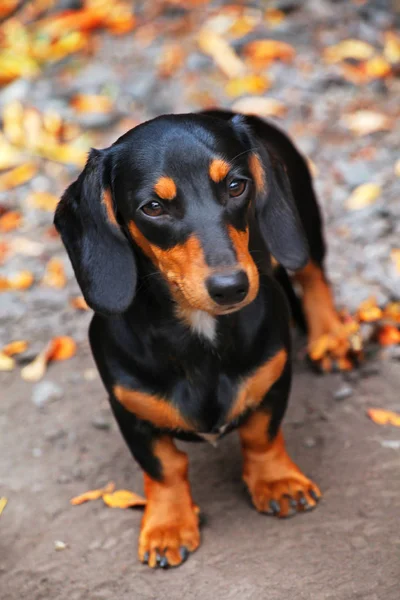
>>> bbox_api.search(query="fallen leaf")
[378,325,400,346]
[225,74,271,97]
[70,481,115,505]
[244,39,295,68]
[198,29,246,78]
[42,258,67,288]
[356,297,383,322]
[395,160,400,177]
[0,163,37,191]
[0,211,22,233]
[70,94,114,114]
[28,192,59,212]
[367,408,400,427]
[391,249,400,274]
[48,336,77,361]
[364,56,392,79]
[383,302,400,324]
[2,340,28,356]
[21,336,77,382]
[345,183,381,211]
[0,271,34,292]
[384,31,400,64]
[102,489,147,509]
[0,135,24,170]
[21,347,49,382]
[0,353,15,371]
[323,39,375,63]
[264,8,285,27]
[10,237,44,257]
[342,111,391,136]
[158,44,185,78]
[0,241,9,264]
[231,96,287,117]
[70,296,90,311]
[0,497,7,517]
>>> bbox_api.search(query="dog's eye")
[142,201,165,217]
[228,179,247,198]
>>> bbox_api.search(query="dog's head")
[55,112,308,316]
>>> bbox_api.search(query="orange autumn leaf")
[7,271,34,290]
[158,44,185,78]
[264,8,285,27]
[367,408,400,427]
[70,94,114,114]
[102,489,147,509]
[42,258,67,288]
[364,56,392,79]
[323,39,374,63]
[70,296,90,311]
[0,163,37,191]
[2,340,28,356]
[48,336,77,361]
[244,39,295,68]
[378,325,400,346]
[70,481,115,506]
[0,211,22,233]
[225,74,270,97]
[0,241,9,264]
[383,302,400,324]
[28,192,59,212]
[356,297,383,322]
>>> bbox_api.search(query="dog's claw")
[269,499,280,514]
[309,488,319,502]
[142,551,149,564]
[159,556,169,569]
[180,546,189,562]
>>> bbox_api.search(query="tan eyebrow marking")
[154,176,177,200]
[248,154,265,194]
[102,189,118,226]
[209,158,231,183]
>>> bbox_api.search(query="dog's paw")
[308,317,363,373]
[138,505,200,569]
[248,476,321,518]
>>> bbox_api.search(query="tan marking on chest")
[154,176,177,200]
[228,349,287,421]
[113,385,193,431]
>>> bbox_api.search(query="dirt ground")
[1,1,400,599]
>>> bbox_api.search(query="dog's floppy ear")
[232,114,309,271]
[54,149,136,315]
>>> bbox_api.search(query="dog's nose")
[206,270,249,306]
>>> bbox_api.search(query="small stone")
[45,428,66,442]
[380,440,400,450]
[91,415,111,430]
[333,385,353,401]
[32,447,42,458]
[32,381,64,408]
[83,368,98,381]
[54,540,67,551]
[304,436,317,448]
[57,474,71,484]
[361,363,381,377]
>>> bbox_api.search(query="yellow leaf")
[0,135,24,170]
[70,482,115,505]
[383,31,400,64]
[42,258,67,288]
[21,349,48,382]
[395,159,400,177]
[2,340,28,356]
[345,183,381,211]
[356,297,383,322]
[28,192,59,212]
[232,96,287,117]
[70,94,114,114]
[0,497,7,516]
[0,352,15,371]
[391,249,400,274]
[0,163,37,191]
[364,56,391,79]
[198,29,245,78]
[0,211,22,233]
[343,111,391,136]
[323,39,375,63]
[244,39,295,68]
[225,74,270,97]
[102,489,147,509]
[9,271,34,290]
[367,408,400,426]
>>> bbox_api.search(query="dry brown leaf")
[158,44,185,78]
[42,258,67,289]
[0,353,15,371]
[367,408,400,427]
[0,163,37,191]
[244,39,295,68]
[356,297,383,322]
[70,94,114,114]
[102,489,147,509]
[225,74,271,97]
[378,325,400,346]
[345,183,381,211]
[0,211,22,233]
[28,192,59,212]
[384,31,400,64]
[198,29,245,78]
[2,340,28,356]
[70,482,115,505]
[70,296,90,311]
[342,111,391,136]
[231,96,287,117]
[323,39,375,63]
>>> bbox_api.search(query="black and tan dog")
[55,110,356,569]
